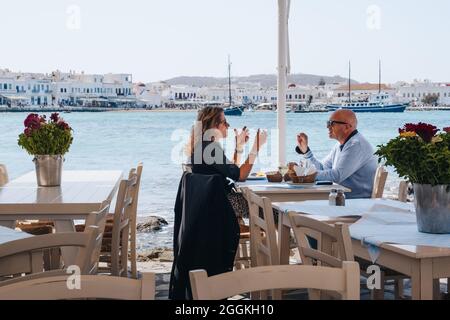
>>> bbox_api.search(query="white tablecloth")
[349,211,450,249]
[275,198,414,218]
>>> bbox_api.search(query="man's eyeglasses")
[327,120,348,127]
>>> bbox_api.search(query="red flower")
[57,120,70,131]
[444,127,450,133]
[399,122,439,143]
[50,113,59,122]
[24,128,32,137]
[24,113,42,130]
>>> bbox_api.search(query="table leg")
[278,214,290,265]
[410,261,421,300]
[54,220,78,267]
[0,220,16,229]
[420,259,434,300]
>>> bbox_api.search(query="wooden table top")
[0,170,122,217]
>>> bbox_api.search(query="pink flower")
[444,127,450,133]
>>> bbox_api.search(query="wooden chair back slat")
[372,166,388,199]
[0,273,155,300]
[398,180,409,203]
[242,188,279,267]
[190,262,360,300]
[105,163,143,277]
[289,213,354,268]
[0,164,8,187]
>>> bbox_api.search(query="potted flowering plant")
[18,113,73,186]
[376,123,450,233]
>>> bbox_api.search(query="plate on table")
[286,181,315,186]
[247,173,267,181]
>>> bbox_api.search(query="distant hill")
[164,73,358,87]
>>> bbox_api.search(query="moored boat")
[223,106,243,116]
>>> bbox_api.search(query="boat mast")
[348,60,351,103]
[378,59,381,94]
[228,55,232,106]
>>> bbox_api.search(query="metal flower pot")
[33,155,63,187]
[414,184,450,234]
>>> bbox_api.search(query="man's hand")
[297,133,309,153]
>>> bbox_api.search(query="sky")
[0,0,449,84]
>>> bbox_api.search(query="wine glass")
[278,164,288,176]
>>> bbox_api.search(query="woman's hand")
[234,126,250,149]
[254,129,268,152]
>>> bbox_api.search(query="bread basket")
[289,172,317,184]
[266,171,283,183]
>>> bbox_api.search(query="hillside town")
[0,68,449,111]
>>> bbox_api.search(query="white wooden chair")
[99,165,142,277]
[125,163,143,279]
[0,273,155,300]
[0,164,8,187]
[371,166,388,198]
[0,206,110,283]
[189,262,360,300]
[397,180,409,202]
[288,212,407,300]
[241,188,279,268]
[241,188,280,299]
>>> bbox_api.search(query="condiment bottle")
[336,189,346,206]
[329,189,338,206]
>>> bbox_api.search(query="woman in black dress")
[185,106,267,218]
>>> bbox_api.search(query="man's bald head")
[331,109,357,129]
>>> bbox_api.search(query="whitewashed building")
[0,69,136,107]
[395,81,450,105]
[133,83,162,107]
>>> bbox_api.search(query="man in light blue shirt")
[296,110,377,198]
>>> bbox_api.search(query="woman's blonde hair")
[185,106,224,156]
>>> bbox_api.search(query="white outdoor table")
[238,179,351,202]
[0,170,122,265]
[0,226,32,245]
[274,198,450,300]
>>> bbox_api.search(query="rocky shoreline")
[136,216,173,273]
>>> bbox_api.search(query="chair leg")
[447,278,450,295]
[433,279,441,300]
[394,279,404,299]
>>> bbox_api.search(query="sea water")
[0,111,448,250]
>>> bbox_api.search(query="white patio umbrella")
[276,0,290,166]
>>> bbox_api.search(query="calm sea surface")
[0,111,448,251]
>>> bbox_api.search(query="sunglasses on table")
[327,120,349,127]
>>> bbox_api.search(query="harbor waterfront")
[1,110,448,251]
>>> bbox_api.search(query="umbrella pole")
[277,0,288,166]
